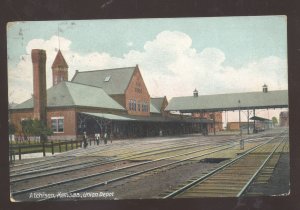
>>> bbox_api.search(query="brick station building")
[10,49,213,140]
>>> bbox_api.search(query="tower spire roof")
[51,50,68,68]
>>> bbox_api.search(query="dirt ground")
[81,159,227,199]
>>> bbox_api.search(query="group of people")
[82,131,111,149]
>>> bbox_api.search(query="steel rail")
[12,141,238,197]
[12,133,252,179]
[10,132,267,175]
[10,141,203,177]
[10,136,196,168]
[10,140,134,167]
[162,132,286,198]
[10,140,216,182]
[10,130,270,177]
[10,136,201,173]
[10,132,268,169]
[11,132,271,183]
[38,143,240,201]
[10,137,196,173]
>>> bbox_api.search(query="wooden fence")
[9,138,99,162]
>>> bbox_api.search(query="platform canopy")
[165,90,288,113]
[81,112,135,121]
[80,112,213,123]
[250,116,272,121]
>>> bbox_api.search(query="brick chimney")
[31,49,47,125]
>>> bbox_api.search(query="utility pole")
[238,100,241,135]
[238,100,244,150]
[247,110,250,135]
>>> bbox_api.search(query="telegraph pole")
[238,100,244,150]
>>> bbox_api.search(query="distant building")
[192,112,223,132]
[279,111,289,127]
[227,122,254,131]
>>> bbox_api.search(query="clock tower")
[52,50,69,86]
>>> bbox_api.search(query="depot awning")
[80,112,213,124]
[250,116,270,121]
[81,112,135,121]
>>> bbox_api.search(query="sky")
[7,16,288,122]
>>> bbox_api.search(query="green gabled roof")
[71,67,136,95]
[150,102,160,113]
[166,90,288,112]
[12,82,125,110]
[151,97,165,112]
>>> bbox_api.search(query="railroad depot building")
[9,49,213,140]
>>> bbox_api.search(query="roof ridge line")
[75,66,136,73]
[151,97,165,99]
[68,81,105,90]
[171,89,288,98]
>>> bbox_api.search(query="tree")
[9,123,16,135]
[272,117,278,127]
[21,119,53,142]
[9,123,16,142]
[21,119,34,140]
[32,119,53,142]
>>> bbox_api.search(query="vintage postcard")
[7,16,289,201]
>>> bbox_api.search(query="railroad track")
[161,131,288,198]
[10,133,271,184]
[11,133,275,201]
[10,132,269,175]
[10,135,244,180]
[10,141,211,181]
[11,140,242,200]
[10,136,200,174]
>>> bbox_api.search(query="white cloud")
[126,42,133,47]
[8,31,288,106]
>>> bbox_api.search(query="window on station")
[128,100,132,110]
[141,101,148,112]
[51,117,64,133]
[145,102,148,112]
[20,118,29,122]
[133,100,136,111]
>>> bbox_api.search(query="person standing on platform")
[104,131,108,145]
[83,131,88,148]
[95,133,100,145]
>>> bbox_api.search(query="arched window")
[145,102,148,112]
[133,100,136,111]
